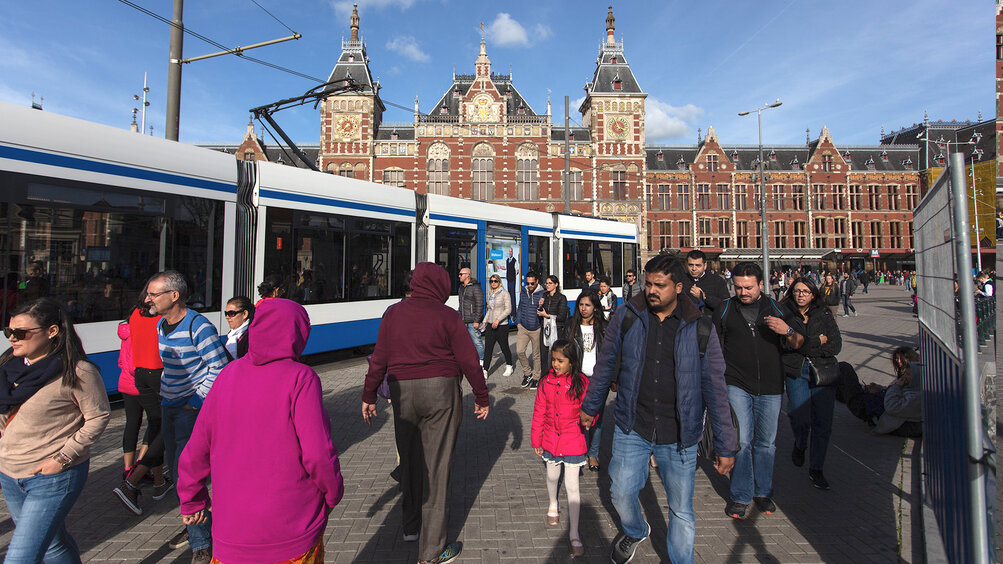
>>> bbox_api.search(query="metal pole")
[165,0,183,141]
[141,72,149,134]
[563,96,571,213]
[970,155,981,272]
[948,152,989,564]
[758,109,770,286]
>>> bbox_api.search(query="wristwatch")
[785,327,795,337]
[52,452,71,471]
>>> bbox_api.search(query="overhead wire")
[248,0,296,34]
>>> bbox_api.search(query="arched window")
[471,143,495,201]
[516,143,538,200]
[427,143,450,195]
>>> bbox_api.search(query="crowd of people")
[0,248,934,564]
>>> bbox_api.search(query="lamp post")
[738,99,782,287]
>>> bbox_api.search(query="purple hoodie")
[177,299,344,563]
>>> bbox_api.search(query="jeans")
[586,401,606,459]
[162,402,212,551]
[465,323,485,361]
[609,427,697,564]
[842,295,856,315]
[0,460,89,564]
[727,386,782,504]
[785,362,836,471]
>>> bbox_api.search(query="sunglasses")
[224,310,246,318]
[3,327,42,340]
[490,279,500,284]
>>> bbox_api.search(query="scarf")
[0,354,63,414]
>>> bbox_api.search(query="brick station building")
[213,5,990,272]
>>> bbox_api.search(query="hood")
[117,322,130,340]
[409,262,450,303]
[906,362,923,391]
[247,298,311,366]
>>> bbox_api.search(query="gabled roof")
[199,143,320,169]
[586,42,643,95]
[325,39,380,96]
[645,144,920,173]
[551,127,592,142]
[881,118,993,169]
[428,73,536,117]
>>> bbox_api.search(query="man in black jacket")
[682,250,730,314]
[713,262,796,520]
[457,267,486,377]
[840,272,857,317]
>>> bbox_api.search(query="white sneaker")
[482,368,489,379]
[503,365,514,377]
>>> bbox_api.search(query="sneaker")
[753,496,776,514]
[725,501,750,519]
[503,365,514,377]
[528,379,539,390]
[191,548,212,564]
[419,542,462,564]
[113,480,142,515]
[853,311,858,317]
[168,528,190,550]
[521,375,531,388]
[403,531,419,542]
[840,314,849,318]
[152,477,175,500]
[809,469,830,490]
[791,446,805,467]
[610,531,648,564]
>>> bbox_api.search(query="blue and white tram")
[0,101,639,393]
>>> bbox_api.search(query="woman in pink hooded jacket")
[177,298,344,563]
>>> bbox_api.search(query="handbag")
[542,316,559,348]
[366,355,391,400]
[807,357,839,386]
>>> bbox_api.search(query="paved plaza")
[0,284,925,563]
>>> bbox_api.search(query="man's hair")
[585,268,595,277]
[626,269,636,276]
[686,249,706,262]
[644,254,685,285]
[153,270,189,302]
[731,261,762,283]
[525,271,539,282]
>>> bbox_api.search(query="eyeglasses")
[490,280,500,284]
[146,290,174,298]
[224,310,246,318]
[793,289,813,296]
[3,327,42,340]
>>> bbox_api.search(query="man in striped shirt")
[145,270,228,564]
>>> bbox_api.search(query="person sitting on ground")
[836,347,922,438]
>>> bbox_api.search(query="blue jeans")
[465,323,485,361]
[586,402,606,459]
[727,386,782,503]
[842,295,856,315]
[785,362,836,471]
[162,402,212,551]
[0,460,89,564]
[609,427,697,564]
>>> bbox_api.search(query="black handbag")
[807,357,839,386]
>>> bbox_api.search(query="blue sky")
[0,1,989,146]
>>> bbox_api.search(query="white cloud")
[486,13,550,47]
[332,0,416,19]
[645,98,704,141]
[385,36,430,62]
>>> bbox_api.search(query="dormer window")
[657,150,664,161]
[731,151,739,162]
[612,73,622,91]
[676,156,687,170]
[880,150,888,163]
[903,157,914,170]
[391,130,399,140]
[864,156,875,170]
[935,152,946,165]
[517,105,526,115]
[768,150,776,161]
[790,155,800,170]
[440,105,448,115]
[569,131,575,141]
[611,56,617,64]
[347,55,355,62]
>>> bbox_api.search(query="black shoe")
[809,469,830,490]
[610,531,648,564]
[113,480,142,515]
[191,547,212,564]
[152,476,175,500]
[725,501,750,520]
[168,528,190,550]
[390,465,401,483]
[753,496,776,514]
[521,375,531,388]
[528,379,538,390]
[792,446,805,467]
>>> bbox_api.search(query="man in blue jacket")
[580,254,736,564]
[514,271,544,388]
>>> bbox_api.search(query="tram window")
[595,242,623,284]
[623,243,639,283]
[0,172,224,325]
[526,236,549,279]
[434,227,476,295]
[562,239,595,290]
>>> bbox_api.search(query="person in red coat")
[531,339,589,557]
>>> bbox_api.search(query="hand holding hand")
[182,509,208,525]
[474,403,489,420]
[714,456,735,475]
[534,447,543,456]
[362,402,377,425]
[579,411,595,429]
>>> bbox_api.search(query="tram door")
[485,224,521,312]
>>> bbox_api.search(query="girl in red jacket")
[531,339,589,557]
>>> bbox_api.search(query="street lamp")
[738,99,782,287]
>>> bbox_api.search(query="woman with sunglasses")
[223,297,254,361]
[113,286,172,516]
[779,277,841,491]
[0,297,110,562]
[482,275,515,378]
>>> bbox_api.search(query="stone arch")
[428,142,450,160]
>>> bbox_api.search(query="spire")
[606,5,615,46]
[245,115,256,139]
[806,127,811,144]
[880,125,885,138]
[475,36,491,75]
[705,125,717,143]
[349,4,359,42]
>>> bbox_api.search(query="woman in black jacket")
[535,275,569,389]
[780,277,842,491]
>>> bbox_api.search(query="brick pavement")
[0,284,923,563]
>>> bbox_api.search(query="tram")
[0,101,639,392]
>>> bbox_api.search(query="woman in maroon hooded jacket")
[362,262,490,564]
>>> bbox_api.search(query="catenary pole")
[564,96,571,213]
[165,0,183,141]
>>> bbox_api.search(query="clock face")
[606,115,630,139]
[334,115,359,139]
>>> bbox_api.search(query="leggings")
[121,393,151,453]
[132,368,165,468]
[546,461,581,541]
[482,325,513,369]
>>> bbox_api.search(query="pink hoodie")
[116,322,139,396]
[177,299,344,563]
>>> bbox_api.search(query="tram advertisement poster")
[485,238,520,310]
